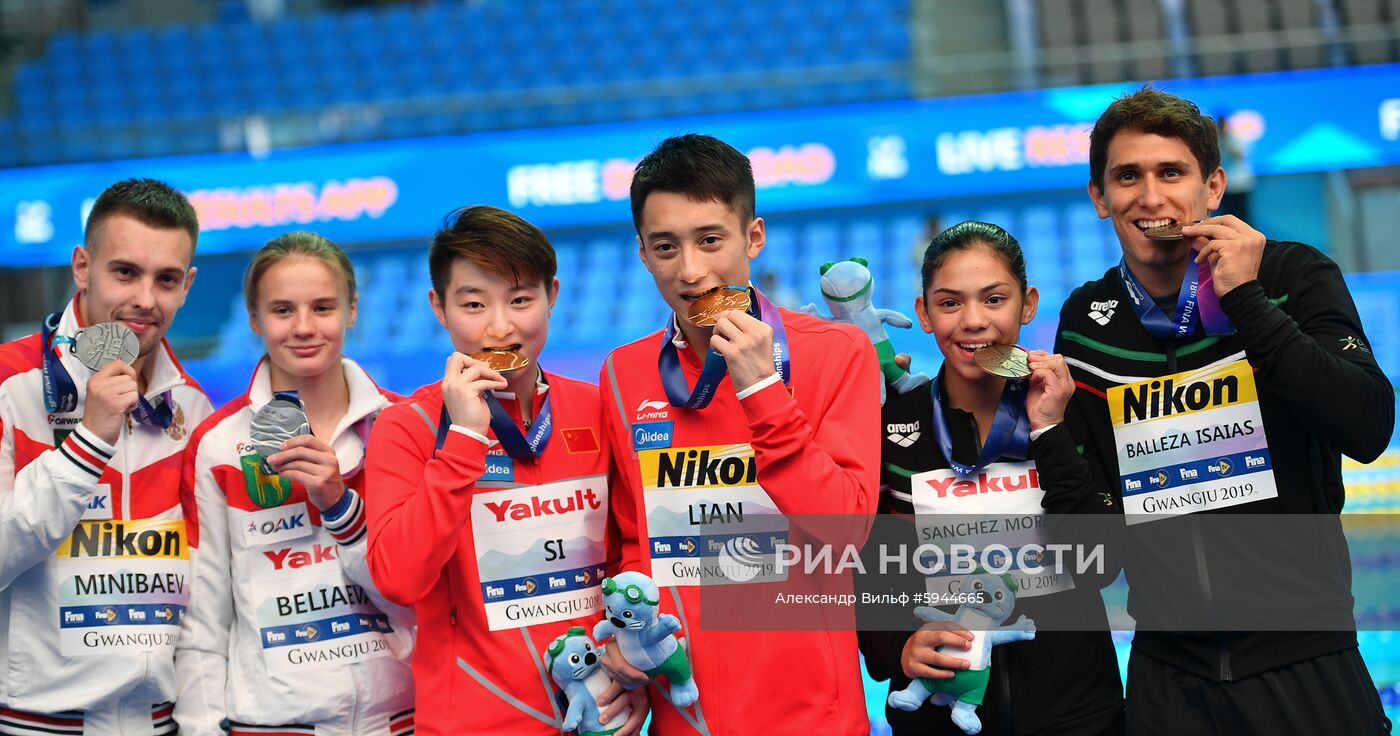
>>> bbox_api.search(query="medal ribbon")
[434,378,554,459]
[40,311,173,427]
[41,311,78,414]
[658,287,790,409]
[1117,257,1233,339]
[928,371,1030,477]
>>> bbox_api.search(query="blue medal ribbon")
[928,371,1030,477]
[1117,258,1200,340]
[40,311,173,428]
[658,287,790,409]
[434,373,553,459]
[41,311,78,414]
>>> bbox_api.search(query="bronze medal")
[686,286,751,327]
[1144,222,1185,240]
[469,348,530,375]
[974,344,1032,379]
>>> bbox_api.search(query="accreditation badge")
[251,536,396,673]
[471,475,609,630]
[55,517,188,656]
[639,443,789,587]
[911,461,1075,599]
[1109,359,1277,523]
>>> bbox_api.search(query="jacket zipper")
[1169,343,1232,682]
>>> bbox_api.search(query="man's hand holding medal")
[689,286,776,393]
[75,322,141,444]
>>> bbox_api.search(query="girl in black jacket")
[858,221,1124,735]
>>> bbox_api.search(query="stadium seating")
[4,0,913,166]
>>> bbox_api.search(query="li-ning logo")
[886,421,921,447]
[1089,300,1118,326]
[635,399,671,421]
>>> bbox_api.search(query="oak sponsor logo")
[242,503,313,546]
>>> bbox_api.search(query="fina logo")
[716,535,765,582]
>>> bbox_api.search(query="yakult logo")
[484,488,602,522]
[924,467,1041,498]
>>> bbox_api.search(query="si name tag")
[1109,359,1278,523]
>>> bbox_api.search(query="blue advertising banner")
[3,64,1399,266]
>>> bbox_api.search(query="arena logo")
[186,177,399,231]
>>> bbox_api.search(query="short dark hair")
[1089,86,1221,194]
[429,206,557,298]
[629,134,756,232]
[920,221,1028,295]
[85,178,199,251]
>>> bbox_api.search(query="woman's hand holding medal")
[1024,350,1075,432]
[265,435,346,511]
[441,352,509,436]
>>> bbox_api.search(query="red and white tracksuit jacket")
[0,298,211,734]
[599,308,881,735]
[365,371,612,735]
[175,358,414,735]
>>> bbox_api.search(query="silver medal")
[249,396,311,460]
[73,322,139,371]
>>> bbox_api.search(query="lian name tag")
[639,443,788,587]
[1109,359,1278,523]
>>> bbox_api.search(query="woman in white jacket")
[175,232,414,735]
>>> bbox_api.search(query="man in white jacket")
[0,178,211,734]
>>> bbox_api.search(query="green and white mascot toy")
[801,257,929,403]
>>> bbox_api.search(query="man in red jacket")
[364,206,646,734]
[598,134,882,734]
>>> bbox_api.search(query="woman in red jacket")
[364,206,647,734]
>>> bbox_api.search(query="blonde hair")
[243,231,357,314]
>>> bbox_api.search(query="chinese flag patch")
[561,427,600,454]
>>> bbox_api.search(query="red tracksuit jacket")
[365,372,612,734]
[599,307,881,735]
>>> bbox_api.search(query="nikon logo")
[1121,375,1238,424]
[656,449,757,488]
[64,520,184,559]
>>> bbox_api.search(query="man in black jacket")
[1056,86,1394,735]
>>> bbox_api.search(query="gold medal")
[470,348,530,375]
[686,286,751,327]
[974,344,1032,379]
[1144,222,1185,240]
